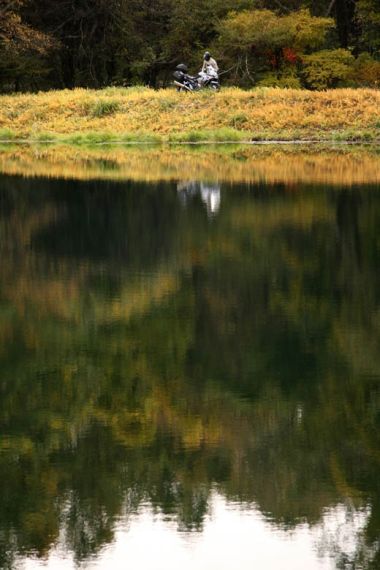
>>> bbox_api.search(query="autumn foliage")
[0,0,379,92]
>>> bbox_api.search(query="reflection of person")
[200,182,221,216]
[177,180,221,217]
[201,52,219,76]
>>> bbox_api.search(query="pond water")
[0,145,379,569]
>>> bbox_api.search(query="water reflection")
[0,149,379,569]
[17,497,373,570]
[177,181,221,216]
[0,143,379,185]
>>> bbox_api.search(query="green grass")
[23,131,163,145]
[120,132,162,144]
[169,128,248,143]
[34,132,57,143]
[0,128,16,141]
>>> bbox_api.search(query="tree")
[0,0,55,91]
[302,48,355,88]
[1,0,380,91]
[356,0,380,56]
[216,9,334,85]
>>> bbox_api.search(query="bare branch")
[245,54,255,85]
[326,0,337,17]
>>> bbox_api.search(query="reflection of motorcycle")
[177,180,221,216]
[173,64,220,92]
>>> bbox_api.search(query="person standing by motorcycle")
[202,52,219,76]
[199,51,219,87]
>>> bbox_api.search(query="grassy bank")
[0,86,379,143]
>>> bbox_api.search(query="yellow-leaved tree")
[216,8,335,87]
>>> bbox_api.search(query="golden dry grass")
[0,144,379,186]
[0,86,379,142]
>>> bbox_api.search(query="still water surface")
[0,145,379,569]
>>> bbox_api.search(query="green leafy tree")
[302,48,355,88]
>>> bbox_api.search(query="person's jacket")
[202,57,219,74]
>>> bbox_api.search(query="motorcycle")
[173,64,220,92]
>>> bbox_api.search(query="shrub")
[351,53,380,87]
[229,113,249,127]
[88,99,120,117]
[302,49,355,89]
[256,73,302,89]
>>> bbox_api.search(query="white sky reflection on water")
[22,493,369,570]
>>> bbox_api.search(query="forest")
[1,0,380,92]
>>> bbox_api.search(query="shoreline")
[1,139,380,146]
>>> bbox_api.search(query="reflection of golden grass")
[1,144,380,185]
[0,87,379,141]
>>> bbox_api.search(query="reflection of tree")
[336,189,362,269]
[0,175,379,567]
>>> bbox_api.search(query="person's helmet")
[204,52,211,61]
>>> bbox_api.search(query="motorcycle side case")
[175,64,188,73]
[173,70,185,81]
